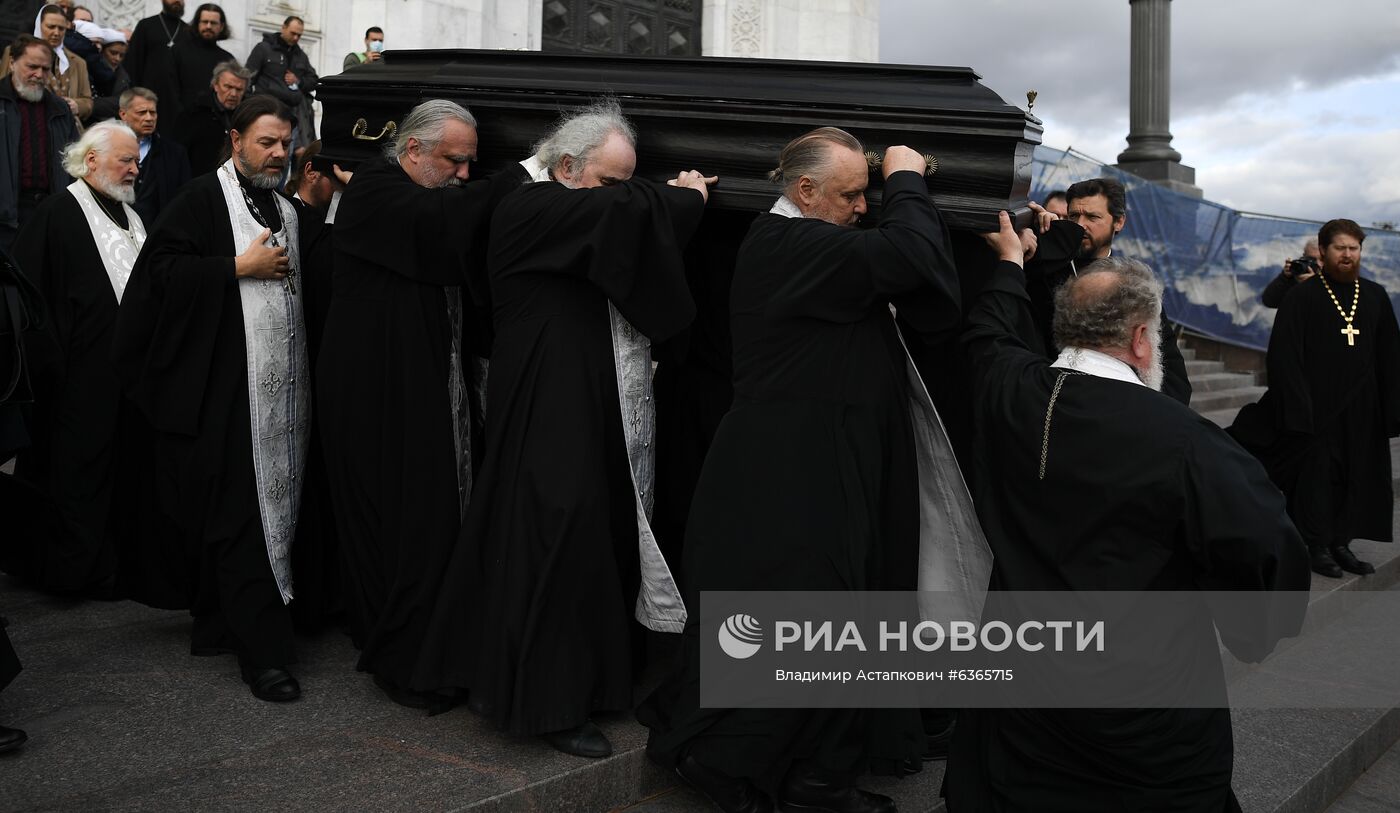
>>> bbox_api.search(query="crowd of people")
[1,6,1398,812]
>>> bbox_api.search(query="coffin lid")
[317,49,1043,231]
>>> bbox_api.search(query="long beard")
[14,78,43,103]
[91,176,136,205]
[1139,325,1166,392]
[237,151,284,189]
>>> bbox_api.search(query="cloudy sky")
[880,0,1400,226]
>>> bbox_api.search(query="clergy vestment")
[113,162,307,667]
[413,175,705,735]
[315,158,525,686]
[0,181,147,595]
[1230,273,1400,551]
[123,10,188,136]
[639,171,989,790]
[943,260,1309,813]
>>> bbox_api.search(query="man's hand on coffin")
[332,164,353,185]
[235,229,291,280]
[667,170,719,203]
[1029,200,1059,234]
[881,146,926,179]
[980,211,1025,267]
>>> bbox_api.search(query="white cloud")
[879,1,1400,225]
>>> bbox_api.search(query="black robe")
[285,196,341,633]
[0,623,18,695]
[171,33,235,114]
[112,171,297,668]
[123,11,188,137]
[945,260,1310,813]
[315,159,524,682]
[132,134,192,227]
[172,91,232,178]
[412,177,705,735]
[639,171,961,791]
[0,187,141,595]
[1230,273,1400,550]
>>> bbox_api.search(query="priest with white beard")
[0,121,146,599]
[114,95,308,703]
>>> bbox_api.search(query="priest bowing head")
[62,120,140,204]
[390,99,477,189]
[534,98,637,189]
[1052,256,1166,392]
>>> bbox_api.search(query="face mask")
[369,40,384,53]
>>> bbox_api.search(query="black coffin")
[316,49,1041,231]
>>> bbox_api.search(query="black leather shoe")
[1309,546,1343,578]
[241,665,301,702]
[373,674,430,709]
[1331,544,1375,576]
[779,763,896,813]
[676,753,774,813]
[542,720,611,758]
[0,725,26,753]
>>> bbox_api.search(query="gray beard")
[13,78,43,102]
[90,176,136,205]
[237,153,283,189]
[1138,326,1165,392]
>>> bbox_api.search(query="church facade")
[39,1,877,85]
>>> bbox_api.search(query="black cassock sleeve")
[9,205,69,402]
[762,171,958,329]
[1263,285,1314,434]
[1375,289,1400,438]
[490,178,707,342]
[1261,270,1297,309]
[112,182,236,437]
[959,259,1048,406]
[1180,426,1310,662]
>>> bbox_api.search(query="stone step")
[1325,731,1400,811]
[1189,386,1268,413]
[1191,371,1258,393]
[1186,358,1227,377]
[1180,347,1197,361]
[1200,407,1242,428]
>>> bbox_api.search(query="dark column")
[1115,0,1202,197]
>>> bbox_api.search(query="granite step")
[1201,407,1242,428]
[1186,358,1227,377]
[1191,371,1259,393]
[1190,386,1269,413]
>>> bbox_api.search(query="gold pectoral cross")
[1342,323,1360,346]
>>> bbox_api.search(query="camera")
[1288,255,1319,276]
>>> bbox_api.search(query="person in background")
[0,5,93,122]
[343,27,384,70]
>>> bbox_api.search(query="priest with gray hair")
[943,213,1309,811]
[315,98,530,708]
[414,98,715,759]
[1,120,145,599]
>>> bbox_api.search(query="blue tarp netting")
[1029,145,1400,352]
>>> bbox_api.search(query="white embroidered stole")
[66,180,147,303]
[215,160,308,604]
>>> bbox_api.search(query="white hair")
[61,120,138,178]
[388,99,477,161]
[533,99,635,177]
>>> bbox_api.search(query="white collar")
[519,154,552,183]
[769,195,804,219]
[1051,346,1145,387]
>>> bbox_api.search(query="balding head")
[1052,256,1165,390]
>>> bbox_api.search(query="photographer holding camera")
[1262,238,1321,308]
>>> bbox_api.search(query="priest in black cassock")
[0,121,146,598]
[114,95,308,703]
[317,100,526,705]
[123,0,188,136]
[1230,219,1400,578]
[639,129,990,813]
[944,222,1309,813]
[412,101,714,757]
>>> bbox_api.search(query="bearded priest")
[1231,219,1400,578]
[0,121,146,599]
[114,95,308,703]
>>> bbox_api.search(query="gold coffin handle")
[864,150,939,177]
[352,118,398,142]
